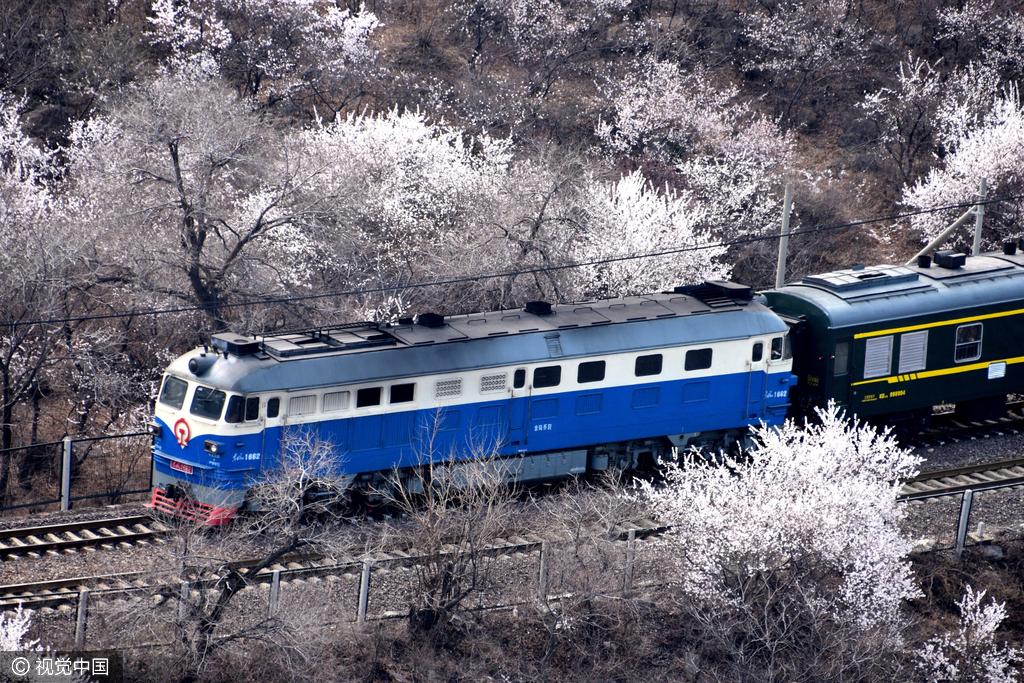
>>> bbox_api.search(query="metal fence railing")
[0,431,151,514]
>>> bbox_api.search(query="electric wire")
[3,193,1022,329]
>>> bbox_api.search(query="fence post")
[178,582,190,620]
[269,570,281,617]
[537,541,549,601]
[971,177,988,256]
[774,183,794,289]
[955,489,974,557]
[60,437,73,512]
[623,530,636,597]
[74,589,90,648]
[357,561,372,622]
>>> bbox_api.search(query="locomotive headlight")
[146,422,162,437]
[204,440,223,456]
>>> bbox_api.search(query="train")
[147,245,1024,524]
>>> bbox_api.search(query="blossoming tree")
[639,403,922,679]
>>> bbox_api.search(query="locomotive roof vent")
[416,312,445,328]
[1003,241,1017,255]
[917,254,932,268]
[802,265,919,293]
[674,280,753,306]
[210,333,261,356]
[525,300,553,316]
[933,250,966,269]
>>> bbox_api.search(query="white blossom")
[597,58,736,160]
[741,0,871,80]
[598,57,794,239]
[917,585,1022,683]
[291,108,514,300]
[860,54,944,182]
[147,0,380,97]
[639,403,921,639]
[902,87,1024,243]
[0,607,39,652]
[571,170,728,297]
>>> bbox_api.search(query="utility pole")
[908,177,988,265]
[971,177,987,256]
[774,183,794,289]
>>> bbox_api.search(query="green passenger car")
[764,250,1024,429]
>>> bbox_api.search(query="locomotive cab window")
[356,387,382,408]
[159,376,188,410]
[513,368,526,389]
[635,354,663,377]
[225,395,260,424]
[955,323,983,362]
[533,365,562,388]
[245,397,260,421]
[224,396,244,423]
[577,360,605,383]
[751,342,764,363]
[685,348,713,371]
[770,335,792,361]
[190,386,226,420]
[266,397,280,419]
[390,383,415,404]
[833,342,849,377]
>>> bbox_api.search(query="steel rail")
[898,457,1024,501]
[0,518,666,610]
[0,515,167,560]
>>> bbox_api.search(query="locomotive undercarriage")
[332,428,752,506]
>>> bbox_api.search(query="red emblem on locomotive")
[173,418,191,448]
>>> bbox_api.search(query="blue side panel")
[152,369,796,495]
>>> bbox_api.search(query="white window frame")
[954,323,983,363]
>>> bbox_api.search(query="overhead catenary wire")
[3,193,1021,330]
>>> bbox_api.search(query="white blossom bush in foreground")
[0,607,39,651]
[918,585,1022,683]
[639,403,922,677]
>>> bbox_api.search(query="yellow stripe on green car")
[853,307,1024,340]
[851,356,1024,387]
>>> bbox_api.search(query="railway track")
[0,515,169,560]
[0,517,665,611]
[912,401,1024,448]
[898,456,1024,501]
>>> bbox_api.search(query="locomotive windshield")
[190,385,227,420]
[158,376,188,409]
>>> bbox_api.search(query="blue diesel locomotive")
[147,282,795,524]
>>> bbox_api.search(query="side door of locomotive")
[745,338,767,418]
[507,367,529,451]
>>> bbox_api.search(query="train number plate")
[170,460,193,475]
